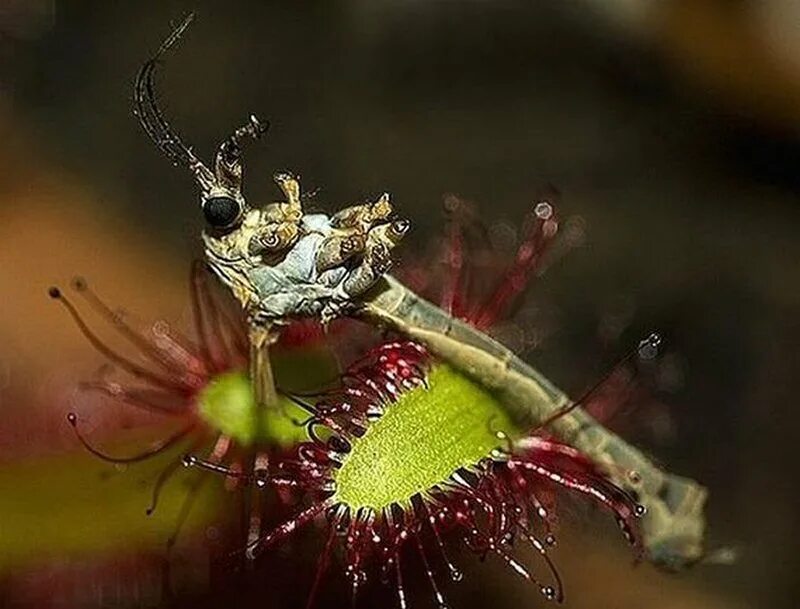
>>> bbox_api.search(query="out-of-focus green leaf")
[0,443,227,572]
[0,345,339,573]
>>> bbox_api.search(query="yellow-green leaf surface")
[334,364,520,510]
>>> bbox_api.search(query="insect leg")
[248,323,280,410]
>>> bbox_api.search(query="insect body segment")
[361,276,708,570]
[202,177,408,325]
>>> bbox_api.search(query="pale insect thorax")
[245,213,350,320]
[203,197,407,325]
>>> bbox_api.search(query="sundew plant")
[57,13,709,609]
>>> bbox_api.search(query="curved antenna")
[134,13,215,190]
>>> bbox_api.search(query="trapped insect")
[134,14,708,572]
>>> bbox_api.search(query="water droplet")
[182,455,196,468]
[638,332,662,360]
[545,534,557,546]
[634,504,647,517]
[66,412,77,426]
[450,568,463,582]
[488,221,517,254]
[535,201,553,220]
[541,586,557,600]
[489,448,505,460]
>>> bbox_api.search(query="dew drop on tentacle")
[254,467,270,489]
[637,331,662,360]
[534,201,553,220]
[422,502,463,583]
[541,585,558,601]
[414,528,450,609]
[394,553,408,609]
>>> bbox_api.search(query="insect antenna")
[280,391,320,416]
[134,13,215,188]
[66,412,194,464]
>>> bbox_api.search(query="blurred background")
[1,1,798,608]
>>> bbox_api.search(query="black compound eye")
[202,196,242,229]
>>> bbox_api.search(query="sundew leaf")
[0,444,225,573]
[0,345,338,572]
[198,371,308,447]
[334,363,520,510]
[199,345,338,447]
